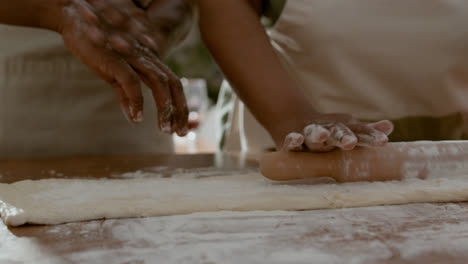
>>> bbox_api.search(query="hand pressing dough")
[2,171,468,226]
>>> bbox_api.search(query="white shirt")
[225,0,468,152]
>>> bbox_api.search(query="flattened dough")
[2,172,468,226]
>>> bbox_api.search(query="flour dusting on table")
[7,204,468,264]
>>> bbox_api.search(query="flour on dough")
[2,172,468,226]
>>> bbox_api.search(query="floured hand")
[282,113,394,152]
[57,0,188,135]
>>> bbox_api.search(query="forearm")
[199,0,315,143]
[0,0,63,31]
[147,0,196,56]
[0,0,197,56]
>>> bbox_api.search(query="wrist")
[267,104,319,146]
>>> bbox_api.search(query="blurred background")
[165,26,223,154]
[164,14,278,154]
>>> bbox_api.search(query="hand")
[57,0,188,136]
[281,113,394,152]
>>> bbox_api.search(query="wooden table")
[1,154,468,263]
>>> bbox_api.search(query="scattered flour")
[4,204,467,263]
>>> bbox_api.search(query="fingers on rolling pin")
[304,124,329,143]
[368,120,394,136]
[283,132,304,151]
[303,124,334,152]
[349,124,389,147]
[328,123,358,150]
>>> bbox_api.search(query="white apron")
[0,25,172,158]
[223,0,468,152]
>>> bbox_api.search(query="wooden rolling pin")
[260,141,468,182]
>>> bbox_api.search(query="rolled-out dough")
[2,172,468,226]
